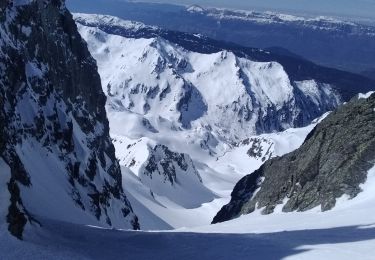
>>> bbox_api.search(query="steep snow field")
[1,166,374,259]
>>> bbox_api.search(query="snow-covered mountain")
[76,13,342,143]
[71,13,374,229]
[0,1,138,239]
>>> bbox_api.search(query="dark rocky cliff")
[0,0,139,239]
[213,93,375,224]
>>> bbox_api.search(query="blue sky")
[136,0,375,19]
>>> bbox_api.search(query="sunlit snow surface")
[359,91,375,99]
[1,166,374,260]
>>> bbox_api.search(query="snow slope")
[1,218,374,260]
[1,165,374,260]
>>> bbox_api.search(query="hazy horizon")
[130,0,375,20]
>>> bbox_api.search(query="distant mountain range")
[67,0,375,75]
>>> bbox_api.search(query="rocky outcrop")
[0,0,139,238]
[142,145,202,185]
[139,144,215,208]
[213,93,375,224]
[243,138,274,162]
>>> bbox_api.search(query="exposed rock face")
[242,137,274,162]
[140,144,215,208]
[0,0,139,238]
[143,145,202,185]
[213,93,375,224]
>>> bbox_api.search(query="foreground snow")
[1,223,374,260]
[4,117,374,260]
[1,166,374,259]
